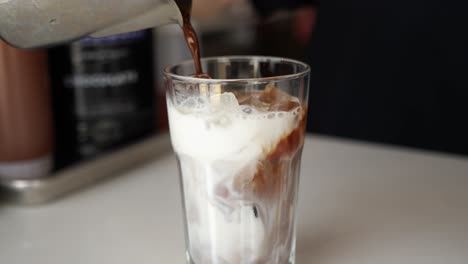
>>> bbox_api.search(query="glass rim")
[163,55,311,83]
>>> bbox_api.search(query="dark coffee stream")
[175,0,208,77]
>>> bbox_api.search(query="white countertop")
[1,135,468,264]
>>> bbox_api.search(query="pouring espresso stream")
[175,0,206,76]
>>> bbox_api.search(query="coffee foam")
[168,92,301,159]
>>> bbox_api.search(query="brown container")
[0,41,53,179]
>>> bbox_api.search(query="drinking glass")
[165,56,310,264]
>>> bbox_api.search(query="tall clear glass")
[165,56,310,264]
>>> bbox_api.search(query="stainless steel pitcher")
[0,0,188,48]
